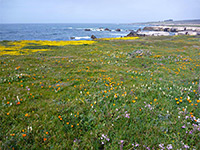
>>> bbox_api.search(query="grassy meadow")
[0,36,200,149]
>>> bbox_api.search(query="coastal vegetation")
[0,35,200,149]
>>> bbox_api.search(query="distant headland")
[130,19,200,26]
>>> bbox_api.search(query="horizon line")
[1,19,200,24]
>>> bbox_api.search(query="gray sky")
[0,0,200,23]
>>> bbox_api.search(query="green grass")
[1,36,200,149]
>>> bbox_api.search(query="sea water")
[0,23,147,41]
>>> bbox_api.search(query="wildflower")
[125,113,130,118]
[159,144,165,149]
[189,130,193,134]
[46,132,49,135]
[184,145,189,149]
[182,125,186,128]
[28,126,32,131]
[166,144,173,150]
[43,138,47,141]
[25,113,29,117]
[22,134,26,137]
[7,113,9,115]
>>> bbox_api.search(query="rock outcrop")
[85,29,91,31]
[126,31,138,37]
[91,35,97,39]
[104,28,111,31]
[143,26,200,32]
[137,28,141,32]
[70,37,75,39]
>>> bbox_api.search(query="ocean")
[0,23,147,41]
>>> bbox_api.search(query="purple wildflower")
[181,125,186,128]
[189,130,193,134]
[184,145,190,149]
[135,143,139,147]
[159,144,165,149]
[125,113,130,118]
[166,144,172,150]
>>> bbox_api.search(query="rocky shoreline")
[75,26,200,40]
[142,26,200,36]
[126,26,200,37]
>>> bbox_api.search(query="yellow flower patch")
[0,40,96,56]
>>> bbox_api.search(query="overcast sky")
[0,0,200,23]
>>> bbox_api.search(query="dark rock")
[85,29,91,31]
[137,28,141,32]
[164,28,170,32]
[98,27,104,31]
[91,35,97,39]
[104,28,111,31]
[126,31,138,37]
[70,37,75,39]
[170,28,177,32]
[115,29,121,32]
